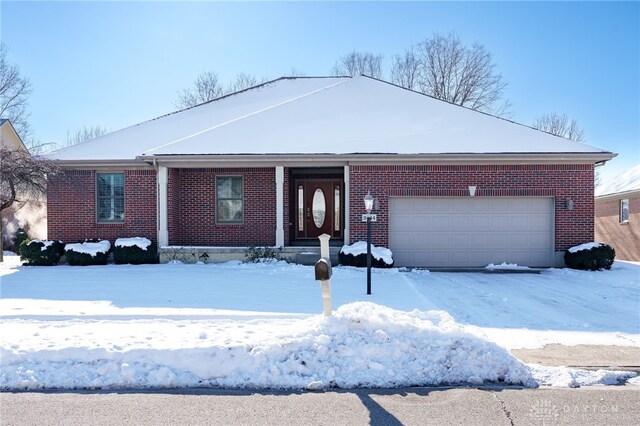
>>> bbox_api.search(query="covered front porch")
[155,163,351,263]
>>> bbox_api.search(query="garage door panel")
[490,233,509,246]
[390,215,411,232]
[450,198,470,211]
[490,216,510,231]
[393,251,412,266]
[470,216,490,228]
[411,216,430,232]
[389,197,553,268]
[432,216,449,229]
[473,198,493,212]
[509,233,531,249]
[470,234,491,249]
[530,233,551,246]
[420,198,449,212]
[510,198,531,212]
[411,234,429,250]
[450,216,469,230]
[510,216,530,230]
[529,215,551,230]
[429,233,449,248]
[490,198,511,212]
[389,232,412,247]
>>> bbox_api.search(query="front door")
[295,180,343,240]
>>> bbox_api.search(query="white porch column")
[157,166,169,247]
[344,165,350,245]
[275,166,285,247]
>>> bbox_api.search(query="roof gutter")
[138,152,617,166]
[49,151,616,168]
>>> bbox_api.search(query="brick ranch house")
[47,76,615,268]
[595,164,639,261]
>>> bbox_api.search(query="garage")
[389,197,554,268]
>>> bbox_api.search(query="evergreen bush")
[65,240,111,266]
[113,238,157,264]
[564,243,615,271]
[339,242,394,268]
[19,239,65,266]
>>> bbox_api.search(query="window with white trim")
[216,176,243,223]
[620,199,629,223]
[97,172,124,222]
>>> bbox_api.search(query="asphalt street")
[2,386,639,425]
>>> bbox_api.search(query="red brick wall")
[47,169,157,243]
[349,164,594,250]
[167,168,180,246]
[595,194,640,261]
[169,168,275,246]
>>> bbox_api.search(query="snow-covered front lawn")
[1,254,638,390]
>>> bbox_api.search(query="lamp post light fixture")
[364,190,374,295]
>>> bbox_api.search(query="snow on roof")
[48,76,611,161]
[596,163,640,196]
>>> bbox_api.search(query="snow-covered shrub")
[19,239,65,266]
[564,242,615,271]
[65,240,111,266]
[339,241,394,268]
[113,237,157,264]
[244,245,283,263]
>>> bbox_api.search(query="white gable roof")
[596,163,640,197]
[49,76,612,161]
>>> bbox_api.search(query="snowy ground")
[1,254,638,390]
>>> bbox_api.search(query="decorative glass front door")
[295,180,343,240]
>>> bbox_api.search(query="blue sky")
[2,1,638,181]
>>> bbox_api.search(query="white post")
[344,165,350,245]
[275,166,285,247]
[318,233,332,317]
[157,166,169,247]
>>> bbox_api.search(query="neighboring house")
[595,164,640,261]
[0,119,47,250]
[46,76,615,268]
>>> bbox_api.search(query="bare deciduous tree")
[175,72,266,109]
[532,113,585,143]
[0,145,60,261]
[226,73,260,94]
[532,113,600,186]
[390,46,420,90]
[391,34,510,116]
[174,71,225,109]
[286,67,307,77]
[330,51,383,78]
[0,43,32,140]
[64,125,108,147]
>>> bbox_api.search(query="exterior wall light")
[566,199,574,210]
[469,186,477,197]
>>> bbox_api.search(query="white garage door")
[389,197,553,268]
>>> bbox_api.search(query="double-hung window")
[216,176,243,223]
[620,199,629,223]
[97,172,124,222]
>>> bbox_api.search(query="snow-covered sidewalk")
[1,255,638,389]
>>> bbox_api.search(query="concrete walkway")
[512,345,640,370]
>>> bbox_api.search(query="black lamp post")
[364,191,374,295]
